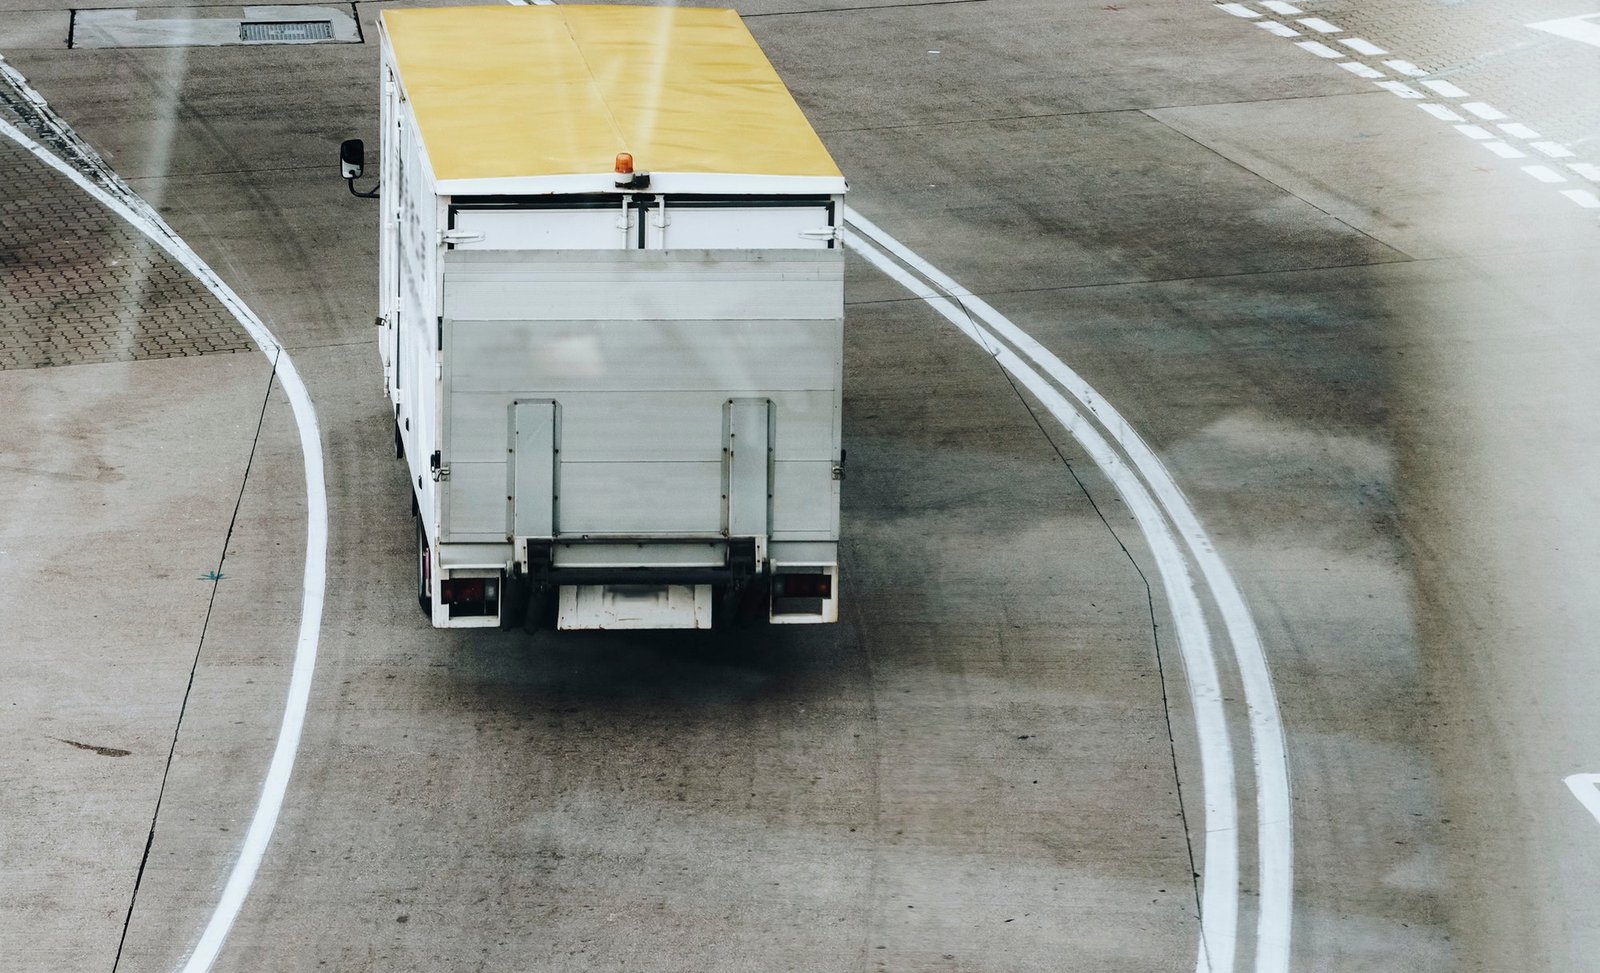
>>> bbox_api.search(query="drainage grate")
[240,20,334,42]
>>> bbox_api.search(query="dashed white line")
[1482,141,1527,159]
[1339,61,1385,79]
[1460,101,1506,120]
[1257,21,1301,37]
[1296,39,1343,58]
[1567,774,1600,823]
[1454,124,1493,140]
[1498,122,1541,139]
[1530,141,1575,159]
[1569,163,1600,182]
[1383,59,1427,77]
[1560,189,1600,208]
[1340,37,1387,55]
[1375,80,1424,99]
[0,65,329,973]
[1419,103,1464,122]
[1420,79,1470,98]
[1522,164,1568,183]
[1217,3,1261,18]
[1259,0,1302,13]
[1297,17,1341,33]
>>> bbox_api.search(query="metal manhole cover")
[240,20,334,42]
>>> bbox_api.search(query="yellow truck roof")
[380,5,845,194]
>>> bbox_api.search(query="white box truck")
[344,5,847,630]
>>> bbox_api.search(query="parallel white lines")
[1339,37,1386,55]
[843,209,1295,973]
[1214,2,1600,213]
[1567,774,1600,824]
[0,59,330,973]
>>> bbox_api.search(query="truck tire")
[415,514,432,618]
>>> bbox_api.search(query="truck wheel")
[416,515,433,618]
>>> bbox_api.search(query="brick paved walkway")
[1260,0,1600,151]
[0,111,250,371]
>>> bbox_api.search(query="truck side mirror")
[340,138,365,179]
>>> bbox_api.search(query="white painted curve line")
[843,207,1294,973]
[841,221,1241,973]
[1562,189,1600,209]
[0,76,328,973]
[1567,774,1600,824]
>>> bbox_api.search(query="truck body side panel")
[439,249,842,545]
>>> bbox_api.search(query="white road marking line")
[1375,80,1424,99]
[1522,164,1568,183]
[0,78,328,973]
[1296,17,1341,33]
[1339,61,1385,79]
[1482,141,1527,159]
[1259,0,1302,13]
[1530,141,1575,159]
[1257,21,1301,37]
[844,208,1295,973]
[1217,3,1261,18]
[1561,189,1600,208]
[1420,79,1469,98]
[1529,14,1600,49]
[1384,58,1427,77]
[1454,124,1493,140]
[1340,37,1387,55]
[1460,101,1506,120]
[1567,774,1600,823]
[1569,163,1600,181]
[1498,122,1541,139]
[1419,103,1464,122]
[1296,39,1343,58]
